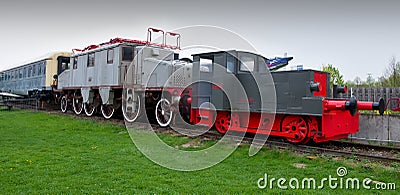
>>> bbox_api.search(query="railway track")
[124,120,400,164]
[197,131,400,164]
[4,101,400,164]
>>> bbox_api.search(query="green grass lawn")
[0,110,399,194]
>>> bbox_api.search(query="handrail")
[147,28,165,47]
[165,32,181,50]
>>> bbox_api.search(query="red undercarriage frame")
[188,99,377,144]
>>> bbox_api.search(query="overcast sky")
[0,0,399,81]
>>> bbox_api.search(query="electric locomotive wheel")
[215,112,231,134]
[60,95,68,113]
[155,98,173,127]
[83,102,96,116]
[72,91,83,115]
[101,104,115,119]
[281,116,310,144]
[122,88,141,123]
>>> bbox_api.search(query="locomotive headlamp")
[310,82,320,92]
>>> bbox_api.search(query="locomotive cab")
[188,50,384,144]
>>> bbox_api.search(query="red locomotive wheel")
[215,112,231,134]
[282,116,310,144]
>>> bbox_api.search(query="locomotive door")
[119,46,137,86]
[210,53,232,110]
[85,53,96,87]
[235,53,262,112]
[191,55,213,110]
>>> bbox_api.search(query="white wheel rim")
[60,96,67,113]
[84,103,95,116]
[155,98,173,127]
[101,104,115,119]
[123,94,141,123]
[72,92,83,115]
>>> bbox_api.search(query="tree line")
[322,57,400,88]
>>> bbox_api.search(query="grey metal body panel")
[191,55,213,109]
[191,50,327,116]
[59,43,130,89]
[58,43,191,107]
[134,46,175,87]
[272,70,323,115]
[191,51,275,112]
[59,44,176,89]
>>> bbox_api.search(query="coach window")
[73,57,78,69]
[41,63,45,75]
[38,64,42,75]
[87,53,95,67]
[19,69,22,78]
[33,65,36,76]
[122,47,134,61]
[28,66,32,77]
[239,55,255,72]
[107,49,114,64]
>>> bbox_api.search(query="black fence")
[343,87,400,110]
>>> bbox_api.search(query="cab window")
[87,53,95,67]
[107,49,114,64]
[227,55,235,73]
[200,58,212,73]
[239,55,255,72]
[122,47,134,61]
[61,62,69,71]
[73,57,78,69]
